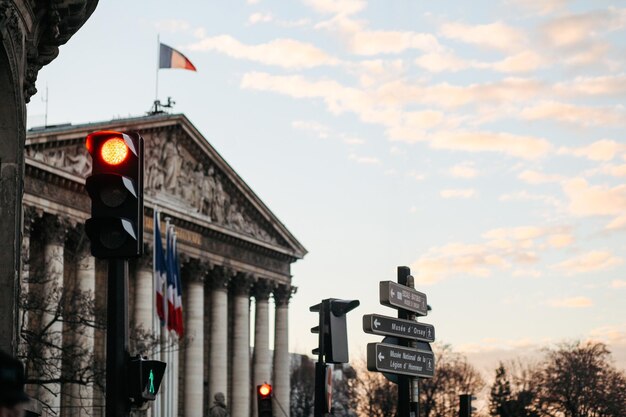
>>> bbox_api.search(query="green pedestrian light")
[128,356,166,407]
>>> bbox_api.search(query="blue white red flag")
[154,210,168,325]
[165,225,184,337]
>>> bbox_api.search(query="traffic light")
[84,130,144,258]
[459,394,477,417]
[310,298,360,364]
[128,356,166,407]
[256,383,273,417]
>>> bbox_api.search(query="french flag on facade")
[154,210,168,325]
[166,225,184,337]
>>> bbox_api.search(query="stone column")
[183,259,208,417]
[230,273,253,417]
[251,279,273,416]
[39,214,68,416]
[19,207,38,348]
[133,243,153,333]
[209,266,230,404]
[68,229,95,417]
[273,284,294,416]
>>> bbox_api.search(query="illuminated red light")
[100,137,129,165]
[259,384,271,396]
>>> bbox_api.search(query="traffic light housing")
[128,356,166,407]
[256,383,273,417]
[84,130,144,258]
[310,298,360,364]
[459,394,477,417]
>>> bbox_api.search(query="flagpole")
[155,34,160,102]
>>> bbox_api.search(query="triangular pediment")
[25,114,307,260]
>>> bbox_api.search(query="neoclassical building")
[22,113,306,417]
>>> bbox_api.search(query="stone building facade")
[0,0,98,356]
[22,113,306,417]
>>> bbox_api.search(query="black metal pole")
[314,301,327,417]
[106,258,130,417]
[397,267,410,417]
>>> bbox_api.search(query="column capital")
[273,284,296,307]
[253,279,274,301]
[40,213,70,245]
[230,272,254,296]
[183,258,211,283]
[208,265,231,291]
[22,205,41,235]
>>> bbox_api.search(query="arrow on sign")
[374,318,381,328]
[378,352,385,361]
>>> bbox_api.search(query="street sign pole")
[106,258,130,417]
[396,267,416,417]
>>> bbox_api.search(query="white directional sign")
[367,342,435,378]
[363,314,435,342]
[379,281,428,316]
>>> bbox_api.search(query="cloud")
[292,120,365,144]
[440,21,526,51]
[412,224,570,284]
[317,15,442,55]
[507,0,568,16]
[520,101,625,127]
[558,140,626,161]
[498,190,561,207]
[518,170,562,184]
[555,74,626,97]
[611,280,626,289]
[303,0,366,15]
[490,50,544,73]
[406,170,426,181]
[440,189,476,199]
[547,233,574,248]
[553,250,623,274]
[348,153,380,164]
[541,9,626,48]
[415,50,543,74]
[449,162,478,179]
[186,36,339,69]
[549,296,593,308]
[562,178,626,217]
[248,12,273,24]
[429,130,552,159]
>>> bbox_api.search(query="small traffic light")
[128,356,166,406]
[310,298,360,364]
[256,383,273,417]
[459,394,477,417]
[84,130,144,258]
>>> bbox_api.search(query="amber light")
[100,137,129,165]
[259,384,271,396]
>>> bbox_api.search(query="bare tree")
[290,355,316,417]
[354,359,397,417]
[533,342,626,417]
[419,344,485,417]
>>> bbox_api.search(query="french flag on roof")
[159,43,197,72]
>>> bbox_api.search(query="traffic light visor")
[101,137,129,165]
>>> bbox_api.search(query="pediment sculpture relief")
[145,132,278,245]
[25,132,279,245]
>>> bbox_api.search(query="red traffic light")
[258,383,272,397]
[101,137,129,165]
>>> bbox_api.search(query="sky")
[26,0,626,373]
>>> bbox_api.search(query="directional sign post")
[380,281,428,316]
[367,342,435,378]
[363,314,435,342]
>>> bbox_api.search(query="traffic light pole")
[397,267,419,417]
[106,258,130,417]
